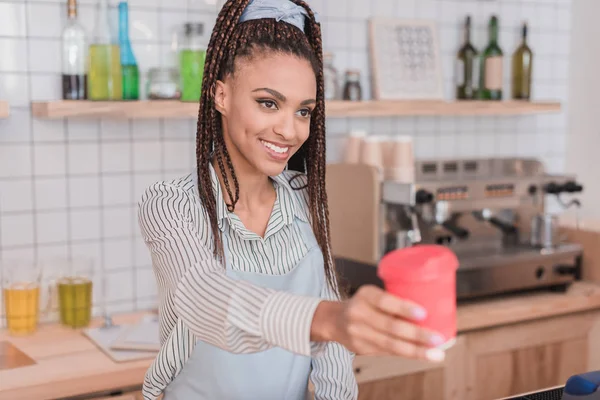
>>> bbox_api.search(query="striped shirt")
[137,164,358,399]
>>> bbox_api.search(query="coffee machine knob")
[415,189,434,204]
[528,184,538,195]
[563,180,584,193]
[543,182,562,194]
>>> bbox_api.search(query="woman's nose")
[273,113,296,139]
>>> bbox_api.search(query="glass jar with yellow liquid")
[2,260,45,336]
[88,0,122,100]
[45,257,94,329]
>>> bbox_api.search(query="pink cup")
[377,245,459,348]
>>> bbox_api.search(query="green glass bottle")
[512,22,533,100]
[480,15,503,100]
[180,23,206,102]
[456,16,479,100]
[118,2,139,100]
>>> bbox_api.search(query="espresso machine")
[327,158,585,300]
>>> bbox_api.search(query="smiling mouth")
[260,139,290,155]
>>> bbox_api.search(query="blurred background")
[0,0,597,327]
[1,1,600,400]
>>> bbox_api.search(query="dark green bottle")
[456,16,479,100]
[512,22,533,100]
[118,1,139,100]
[480,15,503,100]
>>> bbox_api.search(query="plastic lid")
[377,245,459,283]
[362,135,386,142]
[349,130,367,137]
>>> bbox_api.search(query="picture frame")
[368,18,444,100]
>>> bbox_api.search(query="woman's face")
[215,51,317,177]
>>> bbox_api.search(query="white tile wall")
[0,0,573,323]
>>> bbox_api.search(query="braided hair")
[196,0,344,297]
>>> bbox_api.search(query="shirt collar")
[208,163,309,233]
[271,171,311,225]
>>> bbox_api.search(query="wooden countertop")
[457,281,600,332]
[2,281,600,400]
[0,313,151,400]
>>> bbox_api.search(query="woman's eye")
[259,100,277,109]
[297,109,312,118]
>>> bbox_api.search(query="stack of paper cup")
[385,136,415,183]
[343,130,367,164]
[359,136,386,176]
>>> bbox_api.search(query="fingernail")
[430,334,445,346]
[426,348,445,362]
[412,307,427,320]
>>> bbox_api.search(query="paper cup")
[343,130,367,164]
[359,136,385,170]
[385,166,415,183]
[377,245,459,349]
[390,136,414,169]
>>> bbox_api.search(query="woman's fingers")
[356,309,446,347]
[355,285,427,321]
[351,285,447,346]
[341,285,448,361]
[351,324,446,362]
[356,285,427,321]
[348,337,386,356]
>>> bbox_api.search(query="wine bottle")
[512,22,533,100]
[480,15,503,100]
[456,16,479,100]
[61,0,87,100]
[88,0,122,101]
[118,1,139,100]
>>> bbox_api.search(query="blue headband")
[239,0,318,32]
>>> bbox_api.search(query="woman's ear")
[214,80,227,115]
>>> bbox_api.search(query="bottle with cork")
[61,0,87,100]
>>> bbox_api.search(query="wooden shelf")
[31,100,198,120]
[30,99,562,120]
[0,101,9,118]
[326,99,561,117]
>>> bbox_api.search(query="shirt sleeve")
[138,181,323,356]
[310,270,359,400]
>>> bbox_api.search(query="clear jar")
[323,52,339,100]
[180,22,206,102]
[147,68,181,100]
[343,69,362,101]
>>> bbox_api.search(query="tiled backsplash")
[0,0,572,322]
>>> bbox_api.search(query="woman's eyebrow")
[252,87,316,106]
[252,87,286,101]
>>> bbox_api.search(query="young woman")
[138,0,447,399]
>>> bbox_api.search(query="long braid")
[196,0,252,261]
[195,0,345,297]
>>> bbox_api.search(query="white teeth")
[261,140,289,154]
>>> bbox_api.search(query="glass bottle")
[342,70,362,101]
[479,15,503,100]
[323,52,339,100]
[62,0,87,100]
[512,22,533,100]
[118,1,139,100]
[456,16,478,100]
[88,0,122,101]
[179,23,206,102]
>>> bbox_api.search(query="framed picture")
[369,18,444,100]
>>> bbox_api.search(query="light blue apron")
[163,218,325,400]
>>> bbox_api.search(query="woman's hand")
[311,285,447,362]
